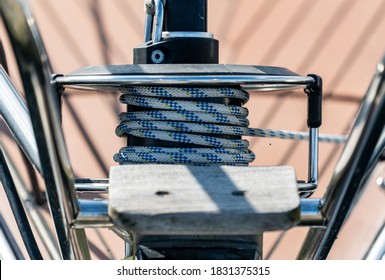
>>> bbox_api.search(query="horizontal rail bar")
[74,179,109,193]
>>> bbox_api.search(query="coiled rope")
[114,86,346,165]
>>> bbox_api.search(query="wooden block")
[108,165,300,235]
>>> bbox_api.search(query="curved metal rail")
[298,55,385,260]
[0,0,90,259]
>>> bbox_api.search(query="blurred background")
[1,0,385,259]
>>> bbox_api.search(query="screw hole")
[231,190,247,196]
[155,191,170,196]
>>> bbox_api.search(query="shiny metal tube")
[0,144,42,259]
[0,66,42,174]
[2,142,61,259]
[0,213,24,260]
[367,130,385,175]
[299,198,324,226]
[55,74,314,90]
[74,178,109,193]
[73,199,113,228]
[308,128,319,186]
[298,182,317,192]
[0,0,90,259]
[299,128,319,197]
[152,0,166,43]
[144,13,153,43]
[298,55,385,259]
[364,221,385,260]
[112,227,134,259]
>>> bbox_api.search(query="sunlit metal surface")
[364,221,385,260]
[111,227,134,259]
[299,198,324,226]
[0,0,90,259]
[73,199,113,228]
[2,144,61,259]
[0,144,42,259]
[0,67,41,174]
[152,0,166,43]
[162,31,214,39]
[298,54,385,259]
[0,214,23,260]
[55,74,314,92]
[74,179,109,193]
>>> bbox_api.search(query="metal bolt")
[376,177,385,191]
[151,49,165,64]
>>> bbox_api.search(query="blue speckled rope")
[114,86,347,165]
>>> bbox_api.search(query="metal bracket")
[298,74,322,196]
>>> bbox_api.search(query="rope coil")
[114,86,346,165]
